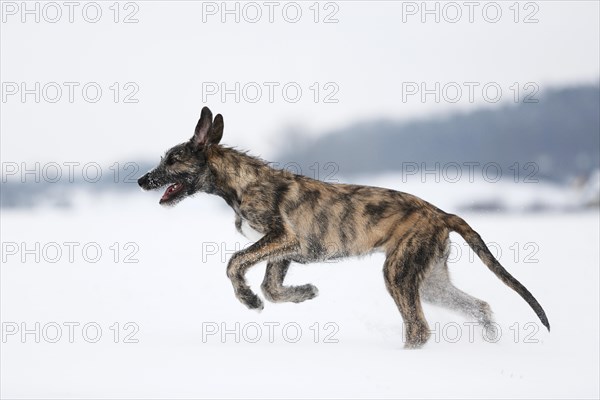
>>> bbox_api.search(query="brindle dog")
[138,106,550,348]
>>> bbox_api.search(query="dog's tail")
[444,213,550,331]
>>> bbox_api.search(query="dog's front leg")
[261,260,319,303]
[226,233,299,310]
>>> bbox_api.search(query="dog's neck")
[206,145,289,209]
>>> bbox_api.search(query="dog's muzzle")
[137,174,151,190]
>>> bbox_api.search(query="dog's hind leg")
[420,247,495,332]
[261,259,318,303]
[383,243,432,349]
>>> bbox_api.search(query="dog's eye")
[166,155,177,165]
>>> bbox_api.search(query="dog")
[138,106,550,348]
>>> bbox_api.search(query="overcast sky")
[1,1,599,166]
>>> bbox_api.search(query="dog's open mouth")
[160,183,184,204]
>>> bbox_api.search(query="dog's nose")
[137,174,148,187]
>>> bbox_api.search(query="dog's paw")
[482,322,500,342]
[237,288,264,311]
[290,284,319,303]
[247,296,264,312]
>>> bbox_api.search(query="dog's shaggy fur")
[138,107,549,348]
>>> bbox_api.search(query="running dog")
[138,106,550,348]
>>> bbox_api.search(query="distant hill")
[2,85,598,209]
[276,85,600,182]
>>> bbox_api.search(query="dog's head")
[137,106,224,206]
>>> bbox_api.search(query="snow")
[1,183,598,399]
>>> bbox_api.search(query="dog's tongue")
[161,183,182,202]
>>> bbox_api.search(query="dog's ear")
[191,106,213,150]
[209,114,224,145]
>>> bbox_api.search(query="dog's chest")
[233,204,267,241]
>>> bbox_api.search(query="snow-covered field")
[1,180,598,399]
